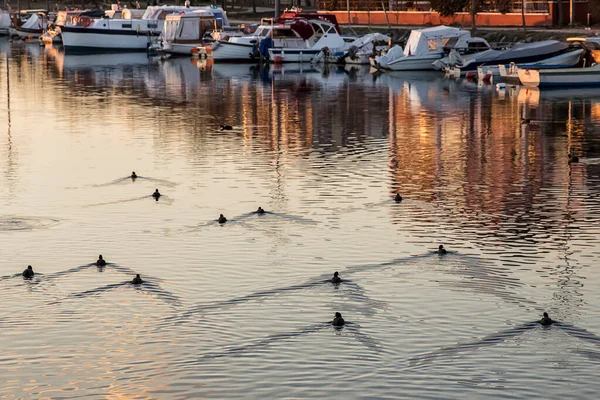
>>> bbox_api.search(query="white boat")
[372,26,477,71]
[0,11,10,35]
[13,12,48,39]
[200,21,307,62]
[158,10,216,56]
[62,5,228,52]
[267,19,346,63]
[518,63,600,87]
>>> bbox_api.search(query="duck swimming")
[152,189,161,199]
[332,312,345,327]
[394,193,403,203]
[331,271,342,284]
[22,265,34,279]
[256,207,265,214]
[568,154,579,163]
[437,245,447,255]
[96,255,106,267]
[218,214,227,224]
[131,171,137,179]
[220,125,233,131]
[539,312,554,326]
[131,274,143,285]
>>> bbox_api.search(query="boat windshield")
[179,18,200,40]
[272,28,297,38]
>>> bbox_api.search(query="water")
[1,39,600,398]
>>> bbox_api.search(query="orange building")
[318,1,591,27]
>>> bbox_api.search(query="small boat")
[372,26,486,71]
[312,32,389,65]
[267,18,346,63]
[442,40,576,77]
[13,11,48,39]
[0,11,10,35]
[158,10,217,56]
[518,63,600,87]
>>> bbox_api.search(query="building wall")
[318,1,590,27]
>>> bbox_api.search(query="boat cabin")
[163,10,216,44]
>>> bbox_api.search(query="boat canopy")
[163,10,215,41]
[404,26,470,57]
[21,12,45,29]
[142,5,228,26]
[278,9,341,33]
[472,40,568,65]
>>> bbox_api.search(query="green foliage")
[429,0,470,17]
[495,0,511,14]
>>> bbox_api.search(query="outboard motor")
[259,37,273,61]
[346,45,358,60]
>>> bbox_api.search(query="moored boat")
[372,26,487,71]
[518,63,600,87]
[13,11,48,39]
[158,10,217,56]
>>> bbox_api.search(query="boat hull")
[14,27,43,39]
[375,54,442,71]
[161,42,202,56]
[518,64,600,87]
[204,40,257,61]
[268,48,322,63]
[62,26,160,51]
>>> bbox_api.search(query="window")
[272,29,298,38]
[122,23,132,28]
[427,39,438,51]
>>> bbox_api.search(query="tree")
[430,0,477,30]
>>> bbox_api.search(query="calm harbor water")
[2,38,600,399]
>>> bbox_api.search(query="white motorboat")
[62,5,228,52]
[200,20,308,62]
[372,26,477,71]
[158,10,216,56]
[0,11,10,35]
[267,19,346,63]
